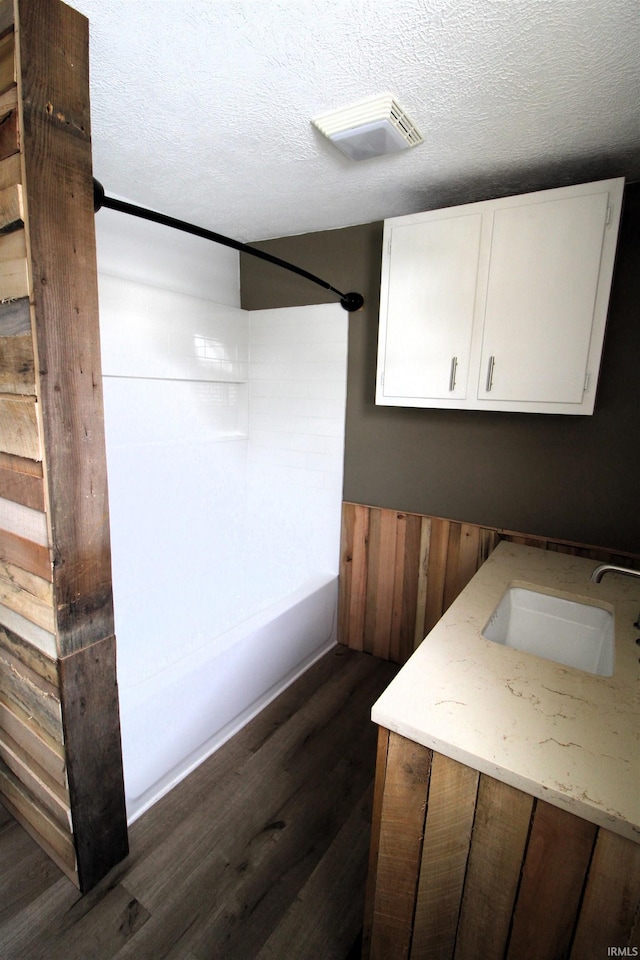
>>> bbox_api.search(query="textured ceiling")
[68,0,640,242]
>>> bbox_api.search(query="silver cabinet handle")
[449,356,458,392]
[485,355,495,392]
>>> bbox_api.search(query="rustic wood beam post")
[0,0,128,891]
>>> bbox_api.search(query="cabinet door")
[477,190,610,406]
[378,212,481,402]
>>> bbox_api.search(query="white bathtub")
[118,573,338,823]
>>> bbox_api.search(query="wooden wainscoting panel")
[366,741,640,960]
[0,496,47,546]
[364,508,399,658]
[0,763,76,879]
[338,501,355,646]
[0,181,23,233]
[0,622,58,687]
[369,733,432,960]
[364,509,423,662]
[0,82,16,108]
[0,395,40,461]
[0,453,44,511]
[339,507,501,663]
[0,626,62,746]
[0,617,64,859]
[339,503,640,665]
[423,515,450,637]
[0,151,20,190]
[410,752,480,960]
[338,501,369,652]
[479,526,502,565]
[569,828,640,959]
[0,527,51,582]
[0,1,14,42]
[0,560,54,633]
[362,726,390,960]
[0,697,65,786]
[0,102,19,162]
[0,237,28,302]
[0,27,14,91]
[445,523,484,612]
[0,603,56,657]
[0,723,70,828]
[388,511,407,662]
[506,799,597,960]
[453,774,533,960]
[413,516,432,649]
[392,510,422,665]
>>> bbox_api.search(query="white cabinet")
[376,178,624,414]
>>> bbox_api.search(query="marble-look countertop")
[371,541,640,842]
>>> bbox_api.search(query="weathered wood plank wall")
[364,732,640,960]
[0,0,128,892]
[339,502,640,664]
[0,1,67,877]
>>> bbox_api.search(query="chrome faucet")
[590,563,640,584]
[591,564,640,629]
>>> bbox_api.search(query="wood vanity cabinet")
[376,178,624,414]
[363,729,640,960]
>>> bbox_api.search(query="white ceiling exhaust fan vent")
[312,93,423,161]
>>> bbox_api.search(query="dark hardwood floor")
[0,646,398,960]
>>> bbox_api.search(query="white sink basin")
[482,585,614,676]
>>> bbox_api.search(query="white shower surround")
[96,211,348,821]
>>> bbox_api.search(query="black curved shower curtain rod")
[93,179,365,313]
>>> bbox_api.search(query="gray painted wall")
[241,184,640,554]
